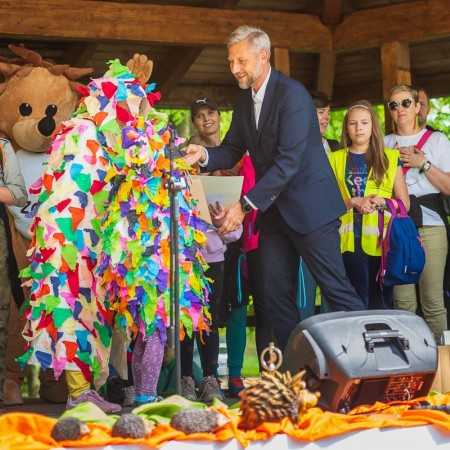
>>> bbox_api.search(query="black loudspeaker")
[281,310,438,413]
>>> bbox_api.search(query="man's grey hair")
[227,25,271,58]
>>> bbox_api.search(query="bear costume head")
[0,44,93,152]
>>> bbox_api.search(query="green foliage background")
[161,97,450,144]
[324,98,450,141]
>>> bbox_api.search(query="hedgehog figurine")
[112,414,154,439]
[170,408,229,435]
[238,370,321,429]
[51,417,90,442]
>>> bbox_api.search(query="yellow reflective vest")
[328,148,400,256]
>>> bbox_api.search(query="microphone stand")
[164,125,186,395]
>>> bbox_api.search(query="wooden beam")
[273,48,290,77]
[0,0,332,52]
[202,0,241,8]
[60,42,98,68]
[332,82,382,109]
[315,51,336,98]
[152,47,204,100]
[335,0,450,50]
[322,0,342,26]
[380,41,411,134]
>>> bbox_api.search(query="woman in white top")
[384,84,450,341]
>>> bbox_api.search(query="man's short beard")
[236,62,263,90]
[238,79,250,89]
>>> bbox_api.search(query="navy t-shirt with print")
[345,153,368,238]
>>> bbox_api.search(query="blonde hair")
[341,99,388,186]
[388,85,419,103]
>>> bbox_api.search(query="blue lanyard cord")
[297,258,306,310]
[236,252,246,304]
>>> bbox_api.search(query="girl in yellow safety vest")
[328,100,409,310]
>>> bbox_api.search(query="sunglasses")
[387,98,413,111]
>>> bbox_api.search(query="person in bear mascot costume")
[0,44,93,405]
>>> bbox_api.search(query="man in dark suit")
[417,87,439,132]
[184,25,366,351]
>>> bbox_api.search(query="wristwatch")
[419,160,432,174]
[239,197,253,214]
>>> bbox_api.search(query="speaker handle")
[364,330,410,353]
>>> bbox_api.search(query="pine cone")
[239,370,320,429]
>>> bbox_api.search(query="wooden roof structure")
[0,0,449,123]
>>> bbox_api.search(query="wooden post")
[380,41,411,134]
[316,51,336,99]
[273,47,290,77]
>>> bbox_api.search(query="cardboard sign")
[188,176,212,223]
[192,175,243,207]
[188,175,244,224]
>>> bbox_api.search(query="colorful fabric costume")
[19,60,210,388]
[97,66,211,347]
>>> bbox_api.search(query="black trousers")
[342,237,393,310]
[246,249,273,370]
[258,205,366,352]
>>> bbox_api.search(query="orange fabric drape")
[2,395,450,449]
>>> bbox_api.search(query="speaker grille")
[351,374,429,408]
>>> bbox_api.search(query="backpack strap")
[236,251,246,304]
[415,129,434,151]
[296,258,307,310]
[402,129,433,175]
[386,198,407,217]
[377,206,387,286]
[377,198,407,288]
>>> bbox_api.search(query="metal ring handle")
[260,342,283,372]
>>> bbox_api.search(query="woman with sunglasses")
[384,84,450,341]
[329,100,409,310]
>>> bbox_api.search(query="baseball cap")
[190,97,219,119]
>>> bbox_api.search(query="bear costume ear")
[126,53,153,84]
[0,62,23,87]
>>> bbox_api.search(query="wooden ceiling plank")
[0,0,332,52]
[152,47,204,99]
[335,0,450,50]
[60,42,98,68]
[380,41,411,134]
[202,0,241,8]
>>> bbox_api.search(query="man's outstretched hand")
[182,144,207,167]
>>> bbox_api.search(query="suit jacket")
[205,69,346,234]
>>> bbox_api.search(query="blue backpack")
[377,198,425,287]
